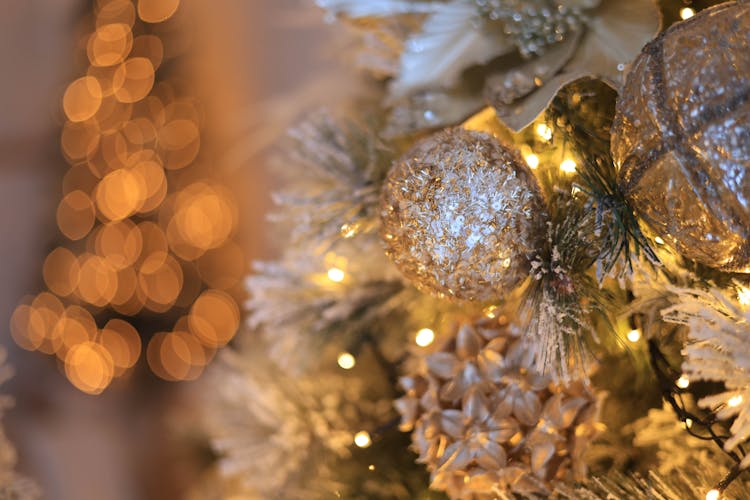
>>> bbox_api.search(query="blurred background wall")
[0,1,353,498]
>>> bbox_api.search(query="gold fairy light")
[524,153,539,169]
[728,395,743,408]
[627,329,641,343]
[705,489,720,500]
[337,352,356,370]
[680,7,696,20]
[327,267,345,283]
[535,123,553,141]
[676,375,690,389]
[560,158,577,174]
[414,328,435,347]
[11,0,244,391]
[354,431,372,448]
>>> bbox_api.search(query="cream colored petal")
[426,352,459,379]
[456,322,482,359]
[440,409,466,439]
[490,417,519,443]
[494,0,661,131]
[514,390,542,426]
[437,441,473,472]
[463,389,490,422]
[485,30,581,106]
[530,441,556,478]
[391,1,514,97]
[477,348,506,382]
[476,440,507,469]
[394,396,418,431]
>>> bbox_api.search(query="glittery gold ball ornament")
[395,316,602,499]
[380,128,547,301]
[613,1,750,272]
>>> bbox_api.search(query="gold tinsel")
[395,315,602,499]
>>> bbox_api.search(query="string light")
[327,267,345,283]
[676,375,690,389]
[535,123,553,141]
[337,352,356,370]
[738,286,750,306]
[728,395,743,408]
[654,236,665,245]
[354,431,372,448]
[524,153,539,169]
[368,464,375,471]
[484,305,499,319]
[680,7,696,20]
[685,418,693,429]
[415,328,435,347]
[706,489,720,500]
[560,158,577,174]
[340,223,357,238]
[627,329,641,343]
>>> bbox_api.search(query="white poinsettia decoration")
[317,0,661,132]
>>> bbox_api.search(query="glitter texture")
[613,1,750,272]
[476,0,595,58]
[380,128,547,301]
[395,316,602,498]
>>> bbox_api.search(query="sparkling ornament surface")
[613,1,750,272]
[380,128,547,302]
[476,0,596,58]
[395,316,601,498]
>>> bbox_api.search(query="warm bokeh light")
[138,252,183,307]
[100,319,141,374]
[65,341,115,395]
[77,254,119,306]
[560,158,577,174]
[14,0,244,393]
[676,376,690,389]
[95,167,148,220]
[327,267,345,283]
[337,352,356,370]
[354,431,372,448]
[137,0,181,23]
[728,395,744,408]
[706,489,720,500]
[524,153,539,169]
[57,190,96,240]
[626,329,641,343]
[63,76,103,122]
[188,289,240,348]
[680,7,696,20]
[415,328,435,347]
[113,57,156,103]
[535,123,553,141]
[43,247,81,297]
[131,35,164,70]
[87,23,133,67]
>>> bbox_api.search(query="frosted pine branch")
[662,285,750,468]
[273,111,391,251]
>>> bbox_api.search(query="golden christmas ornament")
[613,1,750,272]
[395,316,601,499]
[380,128,547,302]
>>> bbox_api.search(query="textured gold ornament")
[380,128,547,302]
[395,316,602,499]
[613,1,750,272]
